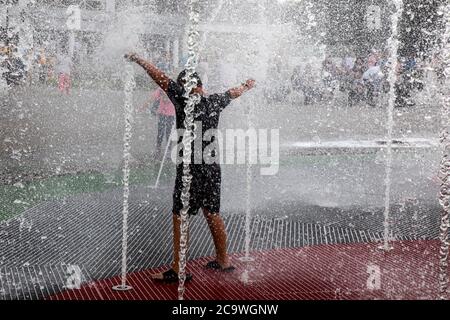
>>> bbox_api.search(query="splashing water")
[16,1,34,74]
[242,99,254,268]
[380,0,404,251]
[178,0,201,301]
[438,1,450,301]
[0,59,7,96]
[244,126,253,251]
[0,1,33,95]
[0,4,7,93]
[198,0,225,56]
[239,96,256,285]
[438,132,450,300]
[237,1,270,282]
[152,123,175,189]
[239,2,274,282]
[95,9,146,80]
[18,216,32,233]
[115,64,135,290]
[98,7,142,291]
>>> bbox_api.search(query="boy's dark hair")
[177,69,203,88]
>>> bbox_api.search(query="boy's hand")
[228,79,257,99]
[125,52,139,62]
[245,79,256,90]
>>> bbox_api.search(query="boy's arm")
[125,53,171,93]
[227,79,256,99]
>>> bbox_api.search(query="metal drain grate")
[0,264,94,300]
[47,241,447,301]
[0,186,440,300]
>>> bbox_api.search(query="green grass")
[0,164,174,222]
[0,152,375,222]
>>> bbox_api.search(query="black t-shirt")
[166,79,232,165]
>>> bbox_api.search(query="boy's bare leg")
[203,209,231,268]
[151,213,185,279]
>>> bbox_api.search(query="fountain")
[177,0,201,301]
[438,0,450,301]
[0,60,8,96]
[0,0,449,302]
[0,5,8,96]
[112,64,135,292]
[380,0,404,252]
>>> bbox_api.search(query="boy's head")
[177,69,203,88]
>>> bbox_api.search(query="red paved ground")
[48,240,448,300]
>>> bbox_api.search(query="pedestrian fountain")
[0,0,448,301]
[380,0,404,252]
[437,0,450,301]
[177,0,201,301]
[112,64,135,292]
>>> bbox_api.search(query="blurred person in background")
[339,51,355,92]
[347,57,366,106]
[367,48,380,68]
[291,63,319,105]
[1,45,26,87]
[321,57,341,100]
[36,47,48,84]
[140,84,176,161]
[55,49,73,94]
[432,52,446,85]
[395,55,417,108]
[362,62,384,107]
[0,45,9,92]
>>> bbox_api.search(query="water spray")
[177,0,201,301]
[151,124,176,189]
[380,0,404,252]
[112,64,135,292]
[438,0,450,301]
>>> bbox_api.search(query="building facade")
[322,0,444,58]
[1,0,188,70]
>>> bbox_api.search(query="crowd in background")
[0,44,69,92]
[0,45,27,88]
[290,48,445,108]
[1,42,447,109]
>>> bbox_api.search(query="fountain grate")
[0,187,440,300]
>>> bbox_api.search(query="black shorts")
[172,164,221,216]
